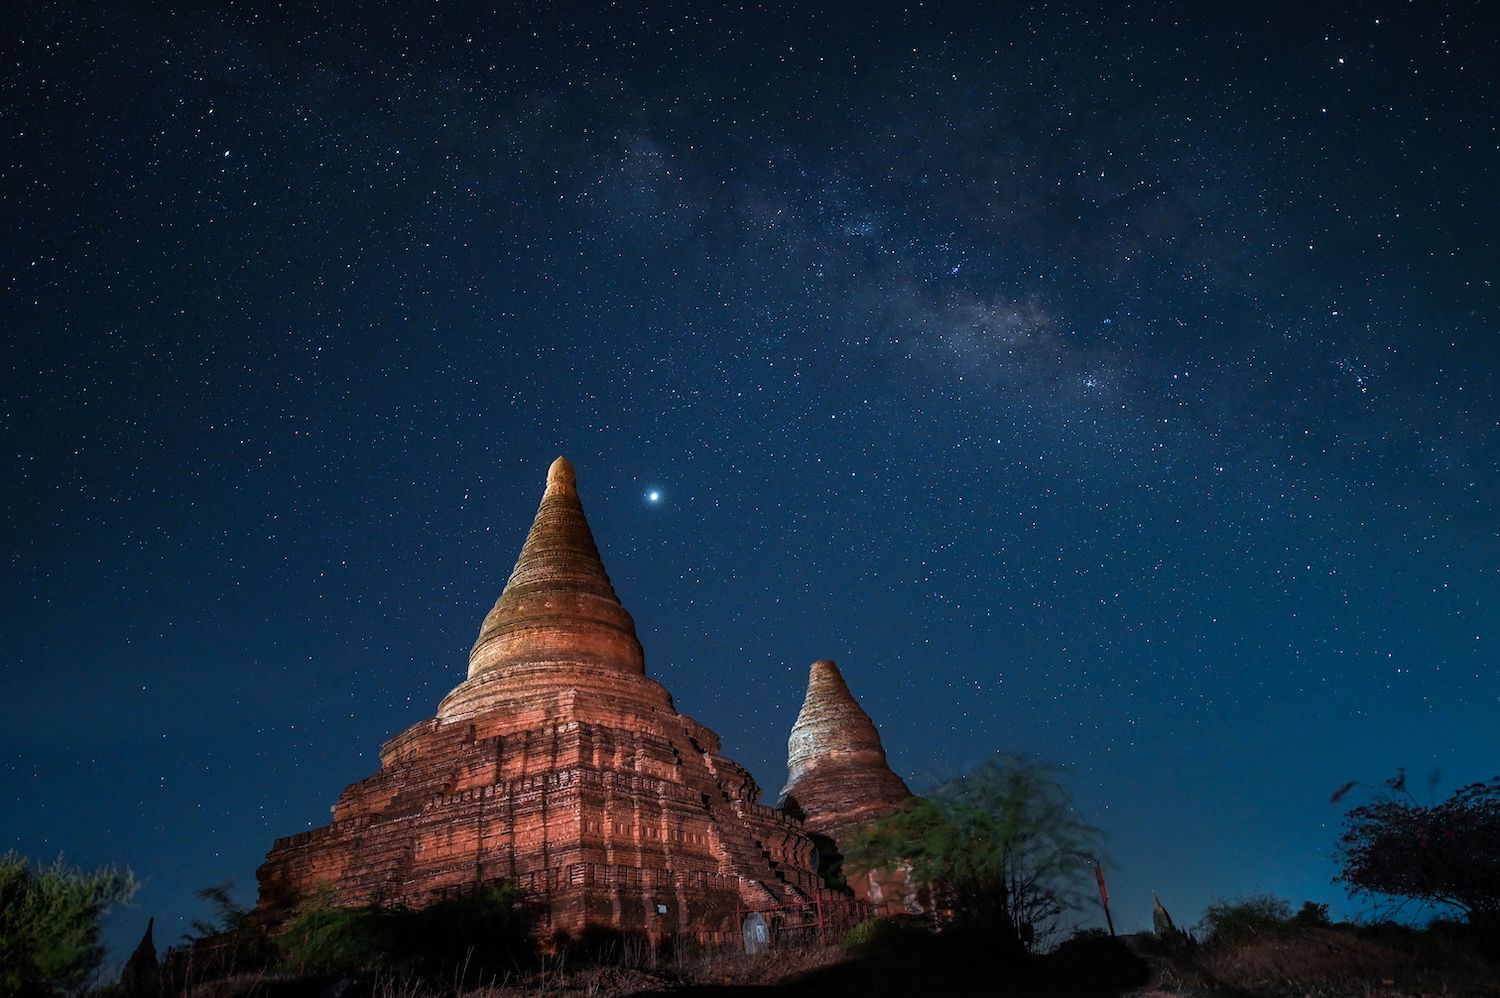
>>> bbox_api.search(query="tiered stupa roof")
[779,659,912,838]
[256,457,822,944]
[439,456,671,719]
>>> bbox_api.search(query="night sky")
[4,0,1497,961]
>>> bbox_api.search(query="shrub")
[182,882,274,977]
[1289,899,1331,928]
[278,903,394,975]
[1048,926,1114,959]
[841,915,931,948]
[1046,928,1150,989]
[1196,893,1292,947]
[397,883,531,978]
[0,852,137,997]
[279,883,532,984]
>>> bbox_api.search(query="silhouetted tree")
[0,852,137,997]
[1336,774,1500,943]
[845,756,1102,953]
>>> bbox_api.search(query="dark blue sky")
[3,0,1496,961]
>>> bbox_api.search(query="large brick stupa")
[255,457,822,943]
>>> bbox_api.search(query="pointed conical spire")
[546,454,575,490]
[119,917,158,998]
[779,660,911,837]
[1153,892,1182,939]
[465,455,645,681]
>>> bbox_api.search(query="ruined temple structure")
[779,660,918,915]
[255,457,826,944]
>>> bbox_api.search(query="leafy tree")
[1336,775,1500,942]
[0,852,137,997]
[844,756,1102,953]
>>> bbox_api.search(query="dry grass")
[159,930,854,997]
[1199,927,1410,994]
[1137,926,1500,998]
[167,925,1498,997]
[390,938,849,996]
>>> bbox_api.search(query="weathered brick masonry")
[256,457,823,943]
[780,659,919,915]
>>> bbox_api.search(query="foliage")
[1045,928,1149,989]
[840,915,931,948]
[1196,893,1292,947]
[1336,775,1500,940]
[1195,895,1336,950]
[843,756,1102,953]
[279,883,531,983]
[1049,926,1117,962]
[186,883,251,941]
[278,903,396,974]
[1289,899,1331,929]
[0,852,137,997]
[183,882,273,974]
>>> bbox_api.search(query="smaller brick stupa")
[779,659,916,914]
[256,457,822,944]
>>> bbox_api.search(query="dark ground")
[635,933,1153,997]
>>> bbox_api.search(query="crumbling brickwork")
[256,458,822,943]
[779,659,918,916]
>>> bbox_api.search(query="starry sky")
[3,0,1497,960]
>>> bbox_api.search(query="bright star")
[646,490,662,504]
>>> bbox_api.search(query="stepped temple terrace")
[255,457,914,943]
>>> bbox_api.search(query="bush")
[1048,926,1114,959]
[1289,899,1331,928]
[841,915,931,948]
[1196,893,1292,947]
[1046,929,1150,989]
[279,883,532,984]
[0,852,137,997]
[278,904,394,975]
[182,882,274,977]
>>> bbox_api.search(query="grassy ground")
[1134,923,1500,998]
[164,921,1499,997]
